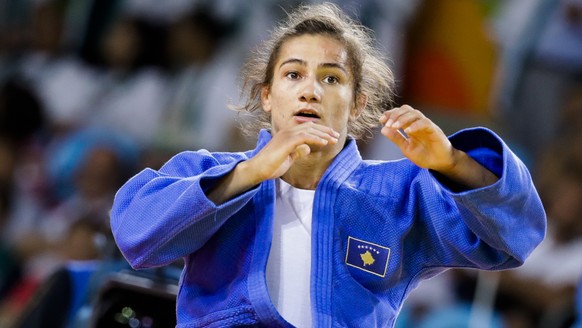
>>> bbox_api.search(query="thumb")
[291,144,311,161]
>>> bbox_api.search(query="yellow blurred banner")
[403,0,498,115]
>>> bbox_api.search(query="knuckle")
[297,131,309,139]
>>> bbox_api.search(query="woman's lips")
[294,109,320,123]
[294,116,320,123]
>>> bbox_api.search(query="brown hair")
[233,2,395,140]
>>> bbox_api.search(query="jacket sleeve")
[110,150,258,269]
[423,127,546,270]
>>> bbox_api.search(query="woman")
[111,3,546,327]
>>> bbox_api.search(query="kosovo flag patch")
[345,236,390,277]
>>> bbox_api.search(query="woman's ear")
[261,85,272,113]
[350,93,368,120]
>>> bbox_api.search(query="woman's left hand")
[379,105,455,172]
[379,105,499,189]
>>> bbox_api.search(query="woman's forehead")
[276,34,350,70]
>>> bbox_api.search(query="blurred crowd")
[0,0,581,327]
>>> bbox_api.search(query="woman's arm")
[110,151,255,269]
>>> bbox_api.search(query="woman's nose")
[299,78,322,102]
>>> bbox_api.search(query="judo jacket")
[110,127,546,328]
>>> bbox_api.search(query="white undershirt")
[266,178,315,328]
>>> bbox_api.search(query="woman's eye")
[323,75,339,84]
[286,72,300,79]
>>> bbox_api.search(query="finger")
[303,122,340,140]
[290,144,311,161]
[308,126,340,143]
[381,125,408,146]
[388,111,422,130]
[403,118,432,135]
[292,123,339,145]
[284,130,332,152]
[382,105,417,128]
[379,111,391,125]
[299,130,334,146]
[380,109,399,127]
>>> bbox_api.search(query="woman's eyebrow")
[319,62,348,74]
[279,58,348,75]
[279,58,305,69]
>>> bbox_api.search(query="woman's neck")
[281,143,342,190]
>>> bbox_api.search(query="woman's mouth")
[294,110,321,123]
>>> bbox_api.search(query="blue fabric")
[65,261,100,328]
[111,127,546,328]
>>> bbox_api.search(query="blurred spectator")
[0,0,30,81]
[396,269,507,328]
[492,137,582,328]
[491,0,582,162]
[394,271,457,327]
[122,0,197,23]
[0,79,47,235]
[17,1,101,136]
[44,126,138,214]
[0,127,137,327]
[0,78,47,294]
[9,215,110,328]
[154,5,249,152]
[43,132,135,234]
[84,15,169,148]
[556,82,582,140]
[0,77,49,327]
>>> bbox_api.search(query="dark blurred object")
[166,6,233,70]
[90,271,177,328]
[93,14,167,72]
[575,277,582,327]
[0,78,45,145]
[565,1,582,25]
[11,267,72,328]
[0,243,21,300]
[79,0,120,67]
[9,216,110,328]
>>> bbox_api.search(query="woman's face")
[261,34,361,142]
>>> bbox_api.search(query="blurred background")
[0,0,581,327]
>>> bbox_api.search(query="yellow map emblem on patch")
[360,251,375,266]
[345,236,390,277]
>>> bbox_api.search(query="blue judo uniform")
[111,127,546,328]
